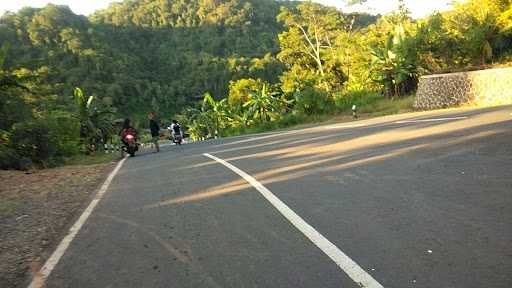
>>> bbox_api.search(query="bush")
[4,114,81,168]
[9,120,57,166]
[0,145,23,170]
[0,131,33,170]
[278,113,307,127]
[46,113,80,157]
[334,90,382,111]
[294,87,332,115]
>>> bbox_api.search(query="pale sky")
[0,0,453,18]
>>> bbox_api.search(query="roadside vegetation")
[1,0,512,168]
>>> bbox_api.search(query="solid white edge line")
[395,116,468,124]
[203,153,384,288]
[27,156,128,288]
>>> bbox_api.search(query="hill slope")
[0,0,295,118]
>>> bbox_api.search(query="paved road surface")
[42,106,511,288]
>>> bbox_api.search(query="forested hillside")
[0,0,293,116]
[1,0,511,169]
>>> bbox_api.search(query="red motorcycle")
[121,129,138,157]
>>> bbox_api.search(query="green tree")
[277,2,347,92]
[0,44,32,132]
[228,78,266,109]
[448,0,510,65]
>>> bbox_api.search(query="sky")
[0,0,453,18]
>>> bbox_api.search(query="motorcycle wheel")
[128,146,136,157]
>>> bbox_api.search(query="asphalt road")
[43,105,511,288]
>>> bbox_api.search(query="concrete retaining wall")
[414,67,512,110]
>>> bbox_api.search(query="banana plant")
[202,93,232,138]
[232,110,254,129]
[243,84,282,123]
[182,107,207,141]
[370,24,418,98]
[73,87,113,153]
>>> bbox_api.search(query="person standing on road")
[148,112,160,153]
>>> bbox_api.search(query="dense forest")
[1,0,512,169]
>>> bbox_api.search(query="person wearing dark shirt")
[148,112,160,153]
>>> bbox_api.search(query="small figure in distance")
[169,119,183,145]
[352,104,358,119]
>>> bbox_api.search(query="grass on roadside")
[358,95,416,116]
[222,95,416,137]
[222,113,332,137]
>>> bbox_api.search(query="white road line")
[323,123,367,130]
[203,153,384,288]
[226,130,300,145]
[395,116,468,124]
[27,157,128,288]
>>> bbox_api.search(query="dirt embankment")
[0,162,116,288]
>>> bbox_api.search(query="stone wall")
[414,67,512,110]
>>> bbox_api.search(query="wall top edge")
[420,67,512,79]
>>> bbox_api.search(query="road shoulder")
[0,161,118,288]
